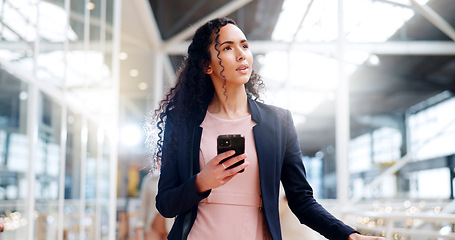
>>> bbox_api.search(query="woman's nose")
[237,49,246,61]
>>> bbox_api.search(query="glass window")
[409,168,451,199]
[88,0,107,86]
[35,92,62,239]
[67,0,87,91]
[1,0,118,239]
[408,97,455,160]
[343,0,418,43]
[372,127,401,164]
[0,0,36,81]
[85,121,98,239]
[89,0,102,44]
[37,0,69,85]
[64,111,82,239]
[0,67,29,239]
[99,132,111,239]
[303,156,323,198]
[349,133,372,173]
[0,130,5,165]
[104,0,114,85]
[349,127,402,199]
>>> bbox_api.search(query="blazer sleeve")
[280,110,358,240]
[155,120,210,218]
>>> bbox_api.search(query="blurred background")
[0,0,455,239]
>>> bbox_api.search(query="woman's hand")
[195,150,248,193]
[348,233,386,240]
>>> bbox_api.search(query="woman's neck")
[208,88,249,120]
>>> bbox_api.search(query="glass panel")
[408,96,455,161]
[89,0,101,44]
[348,127,402,199]
[0,66,29,239]
[409,168,451,199]
[343,0,418,43]
[0,0,36,81]
[85,121,97,239]
[34,92,62,239]
[66,0,114,119]
[372,127,402,164]
[67,0,87,90]
[99,204,109,240]
[1,1,118,239]
[88,0,105,86]
[272,0,338,42]
[64,111,82,239]
[99,133,111,239]
[104,0,114,84]
[272,0,431,43]
[103,6,114,237]
[87,0,115,118]
[302,156,323,198]
[101,134,110,201]
[36,0,68,85]
[349,133,372,200]
[349,133,372,173]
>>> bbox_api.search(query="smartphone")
[217,134,245,172]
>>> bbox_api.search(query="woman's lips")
[236,64,249,73]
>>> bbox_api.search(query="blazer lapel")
[249,99,279,192]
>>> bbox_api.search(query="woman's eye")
[223,46,232,51]
[243,44,249,49]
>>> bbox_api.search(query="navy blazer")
[156,98,357,240]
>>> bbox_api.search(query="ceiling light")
[129,69,139,77]
[86,2,95,10]
[119,52,128,60]
[19,91,28,100]
[368,55,380,66]
[138,82,148,90]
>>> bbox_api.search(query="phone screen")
[217,134,245,172]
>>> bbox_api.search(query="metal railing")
[343,209,455,240]
[319,199,455,240]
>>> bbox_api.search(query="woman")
[153,17,384,240]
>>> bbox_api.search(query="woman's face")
[205,24,253,87]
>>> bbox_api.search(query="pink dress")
[187,111,270,240]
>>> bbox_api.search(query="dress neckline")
[205,110,252,122]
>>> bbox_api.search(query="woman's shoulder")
[248,99,294,130]
[249,99,290,117]
[165,106,206,125]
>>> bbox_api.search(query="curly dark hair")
[151,17,264,166]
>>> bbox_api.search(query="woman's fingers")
[209,150,248,173]
[220,153,248,171]
[213,150,236,164]
[223,159,249,175]
[195,151,249,193]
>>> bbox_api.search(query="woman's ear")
[203,63,212,74]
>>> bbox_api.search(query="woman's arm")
[155,153,209,218]
[280,110,358,240]
[155,122,210,218]
[280,110,385,240]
